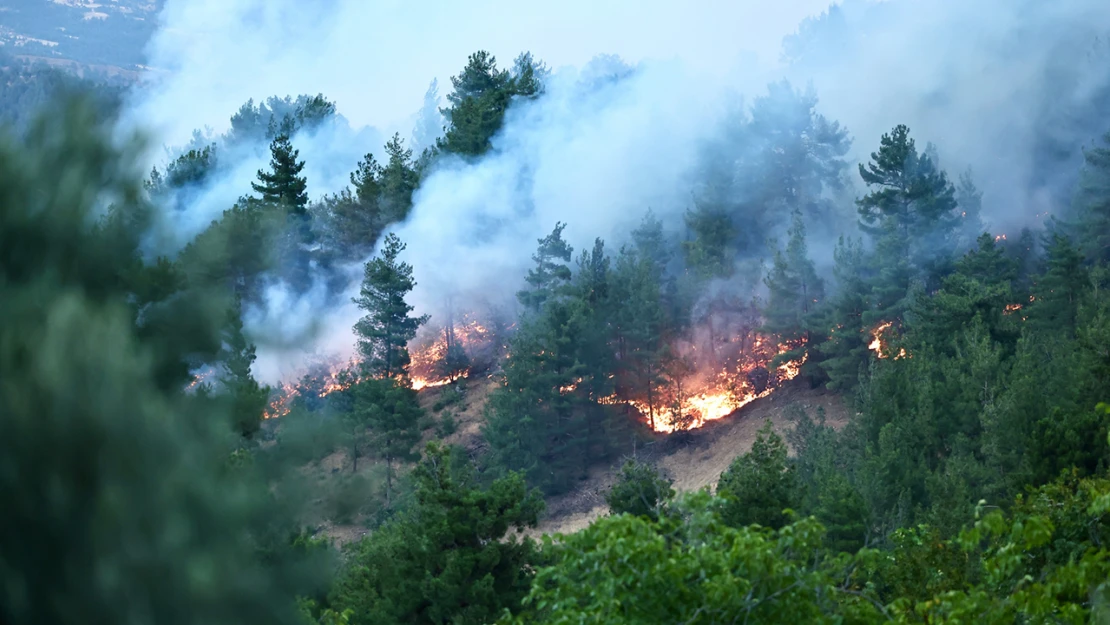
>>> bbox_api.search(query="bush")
[606,459,675,521]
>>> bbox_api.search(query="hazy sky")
[137,0,838,143]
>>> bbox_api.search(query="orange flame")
[869,321,908,360]
[601,336,808,433]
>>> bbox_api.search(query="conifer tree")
[606,460,675,521]
[353,233,429,379]
[611,247,673,430]
[253,133,309,216]
[814,236,870,391]
[438,50,546,157]
[349,378,423,503]
[1072,131,1110,262]
[716,421,799,530]
[219,296,270,438]
[955,168,987,251]
[681,202,735,280]
[1027,233,1090,336]
[411,79,443,155]
[378,133,419,223]
[762,210,824,350]
[517,222,573,312]
[328,444,542,625]
[857,124,959,287]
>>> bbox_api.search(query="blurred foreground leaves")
[0,96,327,625]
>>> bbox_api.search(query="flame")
[869,321,908,360]
[869,321,893,355]
[409,313,496,390]
[1004,303,1023,315]
[994,233,1007,242]
[600,335,808,433]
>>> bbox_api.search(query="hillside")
[0,0,163,70]
[304,376,851,545]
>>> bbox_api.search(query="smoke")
[782,0,1110,231]
[126,0,1110,384]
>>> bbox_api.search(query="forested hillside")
[4,2,1110,624]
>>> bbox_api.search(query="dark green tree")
[1072,131,1110,262]
[606,459,675,521]
[328,443,543,625]
[253,133,310,216]
[349,378,423,503]
[955,168,987,251]
[0,95,323,625]
[856,124,959,282]
[438,50,546,157]
[219,296,270,438]
[517,222,574,312]
[716,420,799,529]
[1025,233,1089,337]
[762,210,824,358]
[353,233,430,379]
[378,133,419,224]
[814,236,870,391]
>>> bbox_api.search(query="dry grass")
[299,376,853,544]
[533,381,852,536]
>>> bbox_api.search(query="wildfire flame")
[869,321,908,360]
[599,335,808,434]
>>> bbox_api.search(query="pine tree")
[252,133,309,216]
[611,247,673,430]
[219,296,270,438]
[350,378,423,504]
[955,168,986,252]
[1072,131,1110,262]
[411,79,443,155]
[681,201,735,280]
[762,210,824,348]
[814,236,870,392]
[1027,233,1090,336]
[378,133,419,224]
[716,420,799,529]
[437,50,546,157]
[517,222,573,312]
[606,460,675,521]
[328,443,542,625]
[857,124,959,282]
[352,233,429,379]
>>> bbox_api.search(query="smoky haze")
[126,0,1110,385]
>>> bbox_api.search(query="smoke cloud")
[126,0,1110,384]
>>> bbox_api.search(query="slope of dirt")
[529,381,852,537]
[298,375,853,545]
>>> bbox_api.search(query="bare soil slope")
[303,376,851,544]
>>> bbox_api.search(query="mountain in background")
[0,0,163,73]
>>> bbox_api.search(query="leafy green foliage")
[508,491,881,624]
[0,95,325,625]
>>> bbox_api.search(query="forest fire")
[599,334,809,434]
[262,314,503,418]
[869,321,907,360]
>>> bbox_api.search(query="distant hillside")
[0,0,163,70]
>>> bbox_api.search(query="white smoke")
[125,0,1110,384]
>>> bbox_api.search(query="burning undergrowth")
[600,307,808,434]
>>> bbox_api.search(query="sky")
[133,0,838,145]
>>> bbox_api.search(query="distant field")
[0,0,163,69]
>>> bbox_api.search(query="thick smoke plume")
[127,0,1110,385]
